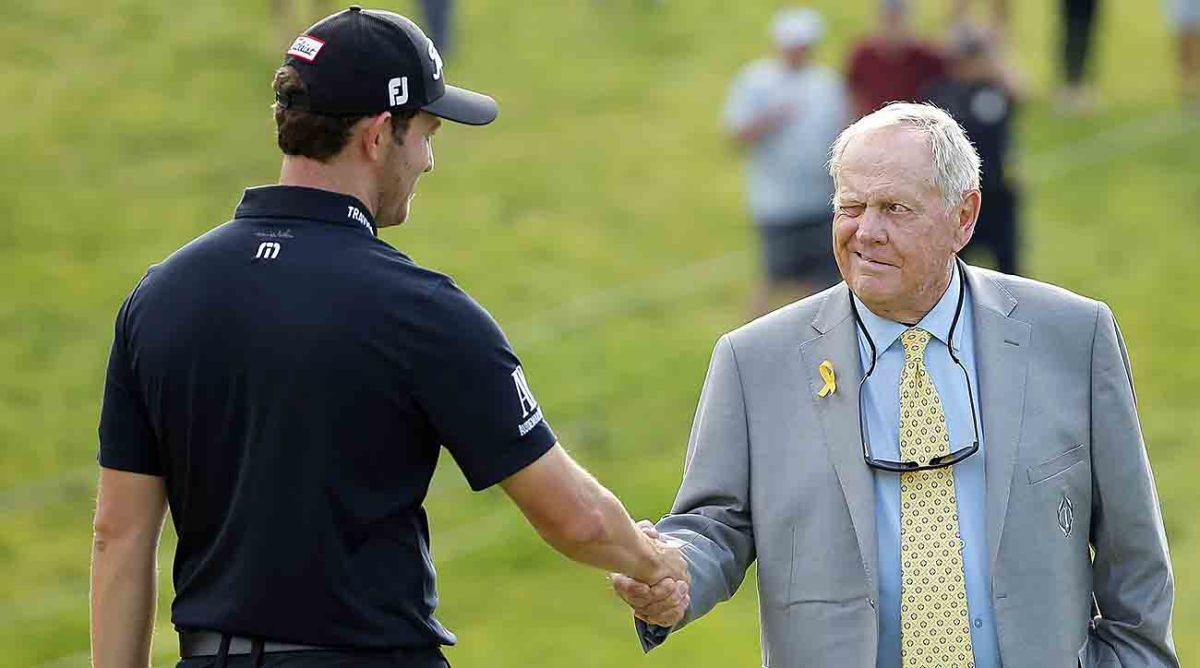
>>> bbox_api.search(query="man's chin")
[848,275,897,303]
[378,206,410,229]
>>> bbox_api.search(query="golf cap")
[771,8,825,49]
[279,5,497,125]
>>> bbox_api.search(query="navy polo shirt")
[98,185,557,649]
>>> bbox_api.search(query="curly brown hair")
[272,66,418,162]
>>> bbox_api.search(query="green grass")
[1,1,1197,665]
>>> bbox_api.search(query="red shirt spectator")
[848,37,947,118]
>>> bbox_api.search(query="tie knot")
[900,327,932,360]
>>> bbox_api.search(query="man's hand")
[641,521,689,586]
[611,521,691,627]
[733,104,795,147]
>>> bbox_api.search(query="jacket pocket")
[1027,443,1086,485]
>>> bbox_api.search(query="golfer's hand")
[612,571,689,627]
[610,521,690,627]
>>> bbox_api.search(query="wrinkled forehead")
[835,126,938,196]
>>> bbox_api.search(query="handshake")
[610,520,691,627]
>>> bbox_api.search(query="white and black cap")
[279,5,497,125]
[771,7,825,49]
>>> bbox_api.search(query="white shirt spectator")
[724,59,847,226]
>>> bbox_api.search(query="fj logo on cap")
[286,35,325,62]
[388,77,409,106]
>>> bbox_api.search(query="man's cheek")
[832,219,855,248]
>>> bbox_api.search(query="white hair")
[828,102,981,211]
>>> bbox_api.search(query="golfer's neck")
[278,156,379,216]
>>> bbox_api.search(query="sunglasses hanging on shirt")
[849,261,981,473]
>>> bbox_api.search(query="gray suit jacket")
[638,264,1177,667]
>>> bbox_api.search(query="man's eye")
[887,203,910,214]
[839,204,865,216]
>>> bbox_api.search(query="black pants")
[968,186,1020,276]
[1062,0,1100,85]
[178,649,449,668]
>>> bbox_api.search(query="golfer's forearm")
[90,533,158,668]
[543,484,660,581]
[502,445,669,581]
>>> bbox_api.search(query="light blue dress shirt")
[852,270,1001,668]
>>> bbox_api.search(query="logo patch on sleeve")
[287,35,326,62]
[511,366,544,436]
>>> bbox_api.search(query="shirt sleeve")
[723,66,766,133]
[97,289,162,475]
[410,279,557,491]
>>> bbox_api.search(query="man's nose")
[856,209,888,244]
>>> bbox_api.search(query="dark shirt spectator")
[925,80,1012,192]
[925,25,1023,274]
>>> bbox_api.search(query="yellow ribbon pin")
[817,360,837,397]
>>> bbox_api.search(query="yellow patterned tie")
[898,328,974,668]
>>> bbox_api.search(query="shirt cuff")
[635,617,673,653]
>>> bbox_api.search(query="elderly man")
[613,103,1177,667]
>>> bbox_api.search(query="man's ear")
[360,112,393,163]
[954,189,982,251]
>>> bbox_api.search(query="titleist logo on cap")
[287,35,326,62]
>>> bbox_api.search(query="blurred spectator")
[847,0,948,118]
[724,8,848,316]
[1057,0,1102,114]
[925,24,1024,275]
[419,0,455,57]
[950,0,1011,31]
[1166,0,1200,107]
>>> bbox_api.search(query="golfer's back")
[100,186,555,649]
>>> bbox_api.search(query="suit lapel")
[964,265,1032,572]
[799,284,878,600]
